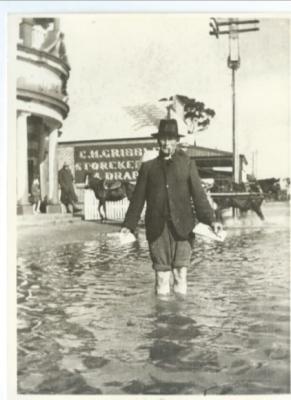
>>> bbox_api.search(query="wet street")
[17,203,290,394]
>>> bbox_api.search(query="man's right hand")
[120,227,131,235]
[211,222,223,235]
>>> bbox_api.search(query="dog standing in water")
[121,119,221,296]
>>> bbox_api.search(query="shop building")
[58,137,247,204]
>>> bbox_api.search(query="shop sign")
[74,141,157,183]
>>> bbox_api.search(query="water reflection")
[17,207,290,394]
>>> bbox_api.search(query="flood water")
[17,203,290,394]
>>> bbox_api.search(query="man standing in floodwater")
[58,162,81,213]
[121,119,221,296]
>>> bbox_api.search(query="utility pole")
[251,149,258,178]
[209,18,260,184]
[252,151,255,177]
[255,149,258,177]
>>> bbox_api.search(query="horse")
[84,172,135,221]
[210,181,265,221]
[256,178,281,200]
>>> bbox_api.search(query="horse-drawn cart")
[210,191,265,220]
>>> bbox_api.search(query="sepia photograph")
[8,6,290,397]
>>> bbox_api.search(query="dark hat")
[151,119,184,139]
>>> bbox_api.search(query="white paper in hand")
[119,232,136,245]
[193,223,227,242]
[107,231,136,245]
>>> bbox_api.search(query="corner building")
[16,18,70,214]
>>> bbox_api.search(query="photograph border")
[2,2,291,400]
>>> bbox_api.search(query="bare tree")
[124,103,163,129]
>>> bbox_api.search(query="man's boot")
[173,267,187,295]
[155,271,171,295]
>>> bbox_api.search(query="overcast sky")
[60,14,289,179]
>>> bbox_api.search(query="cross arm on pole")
[209,30,229,36]
[209,17,260,37]
[215,19,259,26]
[236,27,260,33]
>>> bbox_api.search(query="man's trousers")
[148,221,192,272]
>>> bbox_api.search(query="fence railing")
[84,189,146,221]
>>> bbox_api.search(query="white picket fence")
[84,189,146,221]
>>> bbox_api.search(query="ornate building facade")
[16,18,70,214]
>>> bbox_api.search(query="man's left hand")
[211,222,223,235]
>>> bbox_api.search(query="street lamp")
[209,18,260,184]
